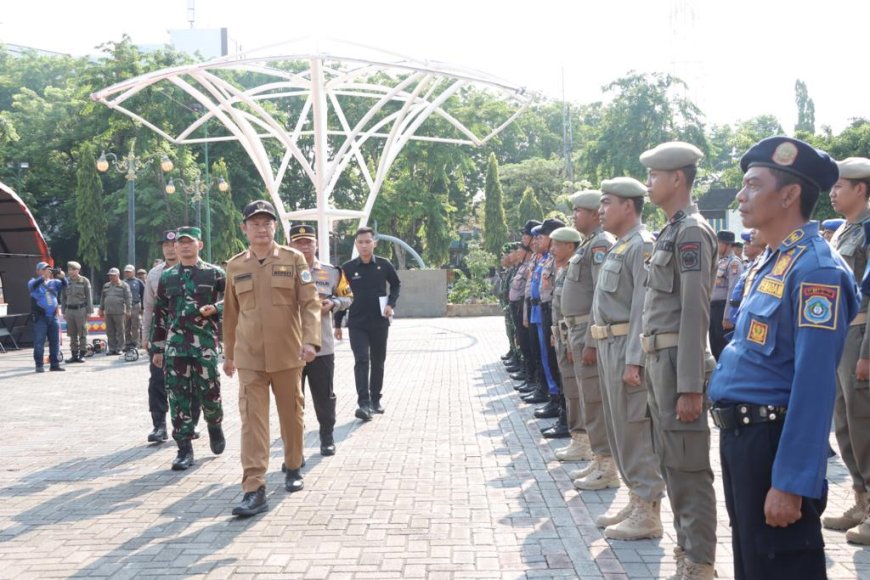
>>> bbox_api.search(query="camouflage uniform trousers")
[166,354,223,443]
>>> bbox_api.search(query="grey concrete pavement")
[0,317,867,579]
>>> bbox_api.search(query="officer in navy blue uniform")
[709,136,859,580]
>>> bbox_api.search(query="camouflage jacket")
[150,260,226,359]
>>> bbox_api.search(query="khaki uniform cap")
[68,261,82,270]
[570,190,602,210]
[549,226,582,243]
[640,141,703,170]
[837,157,870,180]
[601,177,647,198]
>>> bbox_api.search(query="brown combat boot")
[823,490,867,530]
[555,432,593,461]
[574,455,620,491]
[604,496,663,540]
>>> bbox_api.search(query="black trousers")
[148,360,199,428]
[302,354,337,437]
[540,303,561,393]
[349,325,389,407]
[709,300,727,360]
[720,420,828,580]
[526,300,543,385]
[511,300,531,371]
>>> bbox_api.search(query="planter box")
[446,303,502,317]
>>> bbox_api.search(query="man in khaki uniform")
[640,142,718,579]
[591,177,665,541]
[99,268,131,355]
[549,226,589,453]
[561,191,619,490]
[223,200,321,517]
[123,264,145,348]
[62,261,92,363]
[824,157,870,543]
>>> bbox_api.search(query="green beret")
[837,157,870,180]
[601,177,647,198]
[570,190,602,210]
[549,227,582,243]
[640,141,703,170]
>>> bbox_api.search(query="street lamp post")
[97,142,173,267]
[165,171,229,262]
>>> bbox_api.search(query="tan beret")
[67,261,81,270]
[837,157,870,180]
[549,226,582,243]
[570,190,602,210]
[601,177,647,198]
[640,141,703,170]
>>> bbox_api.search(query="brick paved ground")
[0,317,868,579]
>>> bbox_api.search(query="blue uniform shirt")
[529,252,547,324]
[709,222,859,499]
[28,275,68,318]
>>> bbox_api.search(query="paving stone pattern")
[0,318,867,578]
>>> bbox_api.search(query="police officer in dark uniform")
[709,136,859,579]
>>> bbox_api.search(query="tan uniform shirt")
[561,227,616,344]
[101,281,131,315]
[62,275,93,314]
[592,224,653,367]
[642,204,717,394]
[831,207,870,358]
[223,243,322,373]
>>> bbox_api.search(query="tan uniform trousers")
[553,325,581,433]
[596,334,665,502]
[65,309,88,353]
[645,346,716,566]
[835,323,870,493]
[126,307,142,347]
[105,313,126,352]
[239,367,304,492]
[567,322,611,457]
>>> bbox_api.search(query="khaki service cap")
[570,190,602,210]
[601,177,647,198]
[640,141,703,170]
[837,157,870,180]
[549,227,582,243]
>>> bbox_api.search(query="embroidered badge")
[657,240,675,252]
[783,229,805,246]
[757,276,784,299]
[799,283,839,330]
[612,242,629,255]
[748,319,769,345]
[678,242,701,272]
[591,245,608,265]
[772,142,799,166]
[166,231,177,240]
[300,269,313,284]
[730,261,740,274]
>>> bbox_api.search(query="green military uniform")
[62,262,92,361]
[151,253,226,444]
[101,273,131,354]
[826,157,870,536]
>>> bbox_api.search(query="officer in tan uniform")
[591,177,665,541]
[549,226,589,454]
[824,157,870,543]
[62,261,92,363]
[640,142,718,579]
[223,200,321,517]
[561,191,619,490]
[99,268,131,355]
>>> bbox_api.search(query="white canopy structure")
[91,38,535,263]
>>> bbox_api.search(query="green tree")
[794,79,816,135]
[517,186,545,224]
[482,153,508,255]
[74,143,107,273]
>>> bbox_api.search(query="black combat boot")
[208,425,225,455]
[232,485,268,517]
[171,440,194,471]
[73,349,87,363]
[522,383,549,404]
[534,395,561,419]
[284,468,304,493]
[65,351,79,363]
[320,432,336,456]
[147,413,168,443]
[542,402,570,439]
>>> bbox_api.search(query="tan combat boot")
[664,546,686,580]
[681,559,716,579]
[846,507,870,545]
[604,496,663,540]
[569,455,599,480]
[822,490,867,530]
[595,492,636,527]
[574,455,620,490]
[555,432,593,462]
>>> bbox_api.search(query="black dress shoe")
[522,391,549,404]
[65,355,78,363]
[534,398,561,419]
[281,459,306,472]
[208,425,225,455]
[518,383,537,394]
[232,485,268,517]
[371,402,385,414]
[49,366,66,372]
[285,468,304,493]
[147,425,168,443]
[542,423,571,439]
[509,371,526,380]
[505,365,523,373]
[171,441,194,471]
[501,352,514,360]
[355,407,373,421]
[320,434,336,456]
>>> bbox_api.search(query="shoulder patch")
[798,283,840,330]
[591,245,608,265]
[300,269,313,284]
[677,242,701,272]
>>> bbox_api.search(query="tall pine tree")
[517,186,544,224]
[483,153,508,256]
[75,143,107,276]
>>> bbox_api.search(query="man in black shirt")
[336,227,401,421]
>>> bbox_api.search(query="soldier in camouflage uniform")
[151,226,226,471]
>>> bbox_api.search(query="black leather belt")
[530,298,541,305]
[65,304,86,310]
[711,403,787,429]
